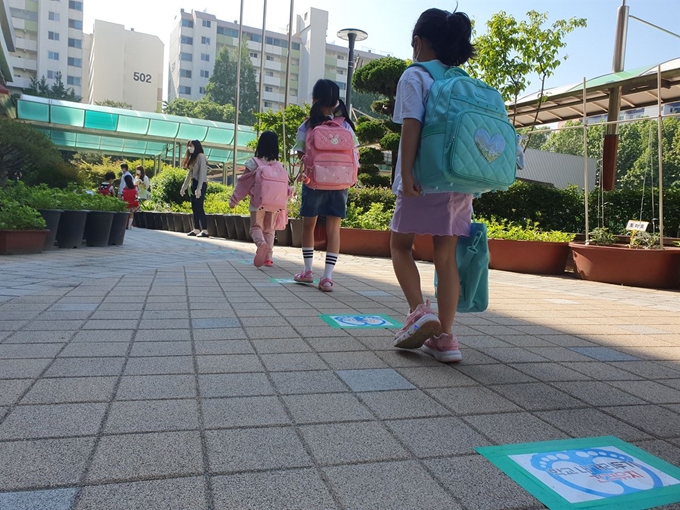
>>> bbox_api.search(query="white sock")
[323,252,338,280]
[302,247,313,273]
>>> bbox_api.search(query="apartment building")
[168,7,382,112]
[1,0,15,86]
[7,0,85,97]
[84,20,163,112]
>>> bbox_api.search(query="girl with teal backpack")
[390,8,479,364]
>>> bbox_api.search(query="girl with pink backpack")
[292,79,359,292]
[230,131,292,268]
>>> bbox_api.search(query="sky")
[83,0,680,100]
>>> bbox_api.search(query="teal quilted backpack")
[411,61,517,195]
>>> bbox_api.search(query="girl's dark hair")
[333,99,355,131]
[413,8,475,66]
[124,174,135,189]
[306,79,350,130]
[188,139,205,166]
[104,171,116,181]
[136,165,145,179]
[255,130,279,160]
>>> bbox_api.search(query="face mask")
[412,39,421,63]
[188,147,195,154]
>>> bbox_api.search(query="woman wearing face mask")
[180,140,209,237]
[135,166,151,202]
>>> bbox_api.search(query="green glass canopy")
[16,95,256,164]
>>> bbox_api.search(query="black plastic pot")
[276,223,292,246]
[108,212,129,245]
[134,211,146,229]
[234,215,247,241]
[38,209,63,250]
[224,215,237,239]
[163,213,173,231]
[206,214,219,237]
[170,213,181,232]
[84,211,115,247]
[181,213,193,232]
[215,215,228,238]
[242,215,253,242]
[56,210,89,249]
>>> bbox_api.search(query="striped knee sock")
[302,247,314,273]
[323,252,338,280]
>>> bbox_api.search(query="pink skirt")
[390,191,473,237]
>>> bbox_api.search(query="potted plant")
[484,219,576,274]
[54,189,89,249]
[340,202,392,257]
[288,184,303,248]
[4,183,62,251]
[0,201,49,255]
[81,194,118,247]
[570,227,680,289]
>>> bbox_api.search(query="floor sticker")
[319,314,402,329]
[477,436,680,510]
[272,278,319,285]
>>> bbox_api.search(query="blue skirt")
[300,185,349,218]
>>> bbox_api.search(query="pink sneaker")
[422,333,462,363]
[393,300,441,349]
[254,243,268,268]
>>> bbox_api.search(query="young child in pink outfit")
[230,131,292,268]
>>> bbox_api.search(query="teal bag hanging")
[435,222,489,313]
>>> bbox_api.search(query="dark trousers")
[190,179,208,230]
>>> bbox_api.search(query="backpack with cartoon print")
[303,117,358,190]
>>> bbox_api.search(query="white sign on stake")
[626,220,649,232]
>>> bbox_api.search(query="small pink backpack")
[251,158,289,212]
[303,117,358,190]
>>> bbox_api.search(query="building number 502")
[133,72,152,83]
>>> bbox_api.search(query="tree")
[206,41,258,125]
[351,91,388,119]
[517,126,549,150]
[96,100,133,109]
[164,97,235,123]
[26,72,81,102]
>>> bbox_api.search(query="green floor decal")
[477,436,680,510]
[319,314,402,329]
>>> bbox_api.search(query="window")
[180,69,192,78]
[265,36,289,48]
[199,86,205,94]
[181,19,194,28]
[338,69,344,75]
[68,37,82,48]
[48,31,60,41]
[68,0,83,10]
[249,52,258,59]
[246,32,261,43]
[68,19,83,29]
[266,55,274,61]
[180,52,192,61]
[265,71,274,77]
[48,51,59,60]
[67,57,82,67]
[67,75,81,86]
[201,36,210,44]
[47,70,56,79]
[264,101,273,108]
[179,86,192,95]
[181,35,193,44]
[200,53,210,62]
[265,86,273,93]
[292,42,300,50]
[200,70,209,78]
[337,54,345,60]
[338,82,346,90]
[217,26,238,37]
[9,8,38,22]
[202,20,211,28]
[48,11,60,21]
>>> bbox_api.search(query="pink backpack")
[251,158,289,212]
[303,117,358,190]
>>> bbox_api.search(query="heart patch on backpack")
[474,129,505,162]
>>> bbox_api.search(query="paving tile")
[196,354,264,374]
[359,389,450,419]
[23,320,85,331]
[0,437,95,490]
[300,421,409,465]
[124,356,194,375]
[562,361,644,381]
[260,353,328,371]
[245,326,301,339]
[606,380,680,404]
[199,373,276,398]
[609,361,680,380]
[320,351,389,370]
[21,377,117,404]
[72,330,135,343]
[251,338,312,354]
[212,469,336,510]
[105,399,200,434]
[116,375,196,400]
[336,368,416,392]
[0,379,33,405]
[631,439,680,468]
[75,477,208,510]
[130,341,193,357]
[571,346,640,361]
[5,331,74,343]
[481,348,550,363]
[456,364,537,385]
[191,318,240,329]
[463,412,569,444]
[373,349,443,368]
[536,409,652,442]
[194,340,254,355]
[602,405,680,438]
[58,342,129,358]
[0,402,107,440]
[83,319,138,330]
[0,488,78,510]
[393,366,480,389]
[305,336,367,352]
[283,393,374,424]
[491,382,585,411]
[202,396,290,429]
[558,381,647,406]
[269,370,348,395]
[525,347,594,362]
[51,303,98,311]
[192,328,248,341]
[427,386,522,415]
[511,362,592,382]
[87,431,203,483]
[398,414,492,455]
[206,427,312,472]
[324,461,459,510]
[0,343,64,359]
[134,330,192,342]
[425,456,541,510]
[44,358,125,378]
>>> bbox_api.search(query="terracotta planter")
[0,230,48,255]
[488,239,570,275]
[412,234,434,262]
[84,211,115,247]
[215,215,228,238]
[108,212,129,246]
[38,209,62,250]
[224,215,237,239]
[570,242,680,289]
[276,223,292,246]
[206,214,219,237]
[340,228,391,257]
[289,218,303,247]
[314,223,327,251]
[56,210,88,249]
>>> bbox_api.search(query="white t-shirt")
[391,64,436,194]
[135,175,151,199]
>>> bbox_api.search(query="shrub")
[358,147,385,166]
[149,167,189,207]
[482,218,575,242]
[355,121,386,144]
[380,132,401,152]
[348,186,396,213]
[589,227,616,245]
[0,201,47,230]
[358,173,391,188]
[342,202,393,230]
[81,193,128,212]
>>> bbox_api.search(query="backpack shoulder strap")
[409,61,469,81]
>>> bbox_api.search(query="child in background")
[293,79,358,292]
[121,174,139,229]
[98,171,116,196]
[230,131,292,267]
[390,8,476,363]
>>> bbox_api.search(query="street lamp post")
[337,28,367,114]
